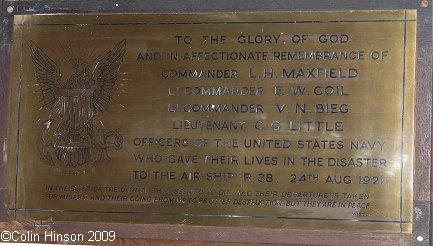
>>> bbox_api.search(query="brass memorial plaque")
[7,10,416,232]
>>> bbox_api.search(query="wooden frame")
[0,1,431,245]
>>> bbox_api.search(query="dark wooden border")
[0,1,431,245]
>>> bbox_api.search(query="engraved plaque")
[7,10,416,233]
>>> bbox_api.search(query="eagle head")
[67,58,93,88]
[69,58,90,73]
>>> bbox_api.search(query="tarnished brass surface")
[8,10,416,232]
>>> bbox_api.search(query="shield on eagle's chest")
[55,88,95,167]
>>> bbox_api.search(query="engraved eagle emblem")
[30,39,126,170]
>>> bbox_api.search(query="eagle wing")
[30,41,61,112]
[92,39,126,114]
